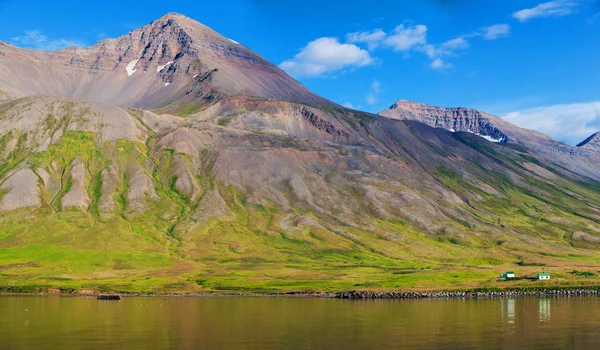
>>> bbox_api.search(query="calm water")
[2,296,600,349]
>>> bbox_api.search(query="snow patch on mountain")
[157,61,174,72]
[125,59,139,76]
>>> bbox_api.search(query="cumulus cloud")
[346,29,387,50]
[418,23,510,69]
[282,18,511,78]
[279,37,374,78]
[512,1,580,22]
[503,101,600,145]
[10,30,84,51]
[383,24,428,52]
[479,24,512,40]
[419,37,468,69]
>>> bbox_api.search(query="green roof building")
[500,271,515,279]
[537,272,550,280]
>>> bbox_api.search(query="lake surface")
[2,296,600,349]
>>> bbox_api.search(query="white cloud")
[419,23,510,69]
[371,80,381,93]
[346,29,387,50]
[419,37,467,69]
[512,1,580,22]
[421,44,439,59]
[283,18,511,77]
[430,58,451,70]
[503,101,600,145]
[10,30,84,51]
[383,24,428,52]
[441,36,469,50]
[480,24,512,40]
[366,80,382,105]
[366,93,378,105]
[279,37,374,78]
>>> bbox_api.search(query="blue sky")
[0,0,599,144]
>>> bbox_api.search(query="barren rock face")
[380,100,509,142]
[380,100,600,181]
[0,169,40,211]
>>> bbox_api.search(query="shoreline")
[3,286,600,300]
[332,288,600,299]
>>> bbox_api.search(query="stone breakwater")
[333,289,600,300]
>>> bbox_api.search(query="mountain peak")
[158,12,190,20]
[390,100,430,109]
[0,13,333,108]
[390,100,473,112]
[150,12,213,34]
[577,132,600,149]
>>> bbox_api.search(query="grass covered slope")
[1,96,600,294]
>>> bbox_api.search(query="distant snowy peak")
[380,100,509,144]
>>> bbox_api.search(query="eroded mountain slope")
[1,95,600,292]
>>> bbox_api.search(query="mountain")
[0,13,331,109]
[1,14,600,294]
[380,100,512,143]
[380,100,600,181]
[578,132,600,150]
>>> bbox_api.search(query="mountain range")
[1,13,599,294]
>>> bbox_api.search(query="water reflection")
[539,298,551,323]
[501,298,515,326]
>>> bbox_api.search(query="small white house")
[500,271,515,279]
[537,272,551,280]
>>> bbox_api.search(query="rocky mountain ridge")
[380,100,600,181]
[380,100,509,142]
[577,132,600,150]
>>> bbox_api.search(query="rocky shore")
[332,288,600,300]
[4,287,600,299]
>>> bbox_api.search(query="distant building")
[500,271,515,279]
[538,272,550,280]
